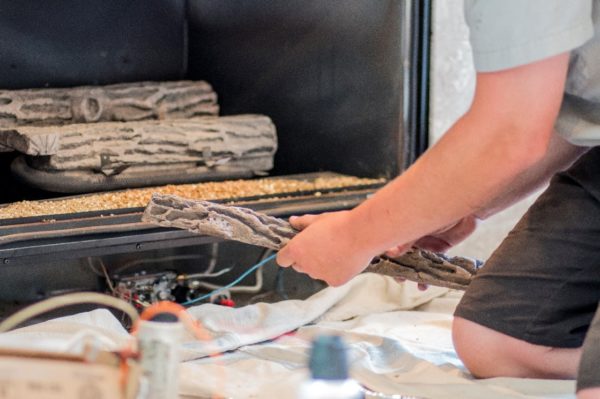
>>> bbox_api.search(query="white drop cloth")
[0,274,576,399]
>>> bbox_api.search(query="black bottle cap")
[309,335,349,380]
[149,312,179,323]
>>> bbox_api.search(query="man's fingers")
[393,277,429,291]
[384,242,413,258]
[415,236,452,253]
[276,245,294,267]
[385,247,404,258]
[417,283,429,291]
[435,216,478,246]
[289,214,320,230]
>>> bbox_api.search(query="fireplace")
[0,0,430,304]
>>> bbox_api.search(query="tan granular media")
[0,176,384,220]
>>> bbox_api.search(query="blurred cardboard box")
[0,347,139,399]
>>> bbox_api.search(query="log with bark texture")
[143,193,296,251]
[366,251,478,290]
[0,80,218,129]
[142,193,482,290]
[4,115,277,175]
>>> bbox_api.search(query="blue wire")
[182,253,277,307]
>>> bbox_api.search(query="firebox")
[0,0,430,304]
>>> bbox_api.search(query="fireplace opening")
[0,0,430,306]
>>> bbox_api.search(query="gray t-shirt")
[465,0,600,146]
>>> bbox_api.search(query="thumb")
[289,214,320,230]
[276,245,294,267]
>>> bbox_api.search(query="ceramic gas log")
[2,115,277,175]
[0,80,218,130]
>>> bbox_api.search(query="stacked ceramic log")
[0,81,278,192]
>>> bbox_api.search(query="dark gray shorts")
[454,146,600,387]
[579,304,600,391]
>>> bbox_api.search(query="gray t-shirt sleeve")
[464,0,594,72]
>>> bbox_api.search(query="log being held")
[143,193,482,290]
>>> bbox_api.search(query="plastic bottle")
[297,334,364,399]
[137,312,184,399]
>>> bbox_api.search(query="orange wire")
[116,340,139,398]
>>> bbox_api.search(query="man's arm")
[277,53,570,286]
[475,131,588,219]
[386,130,588,255]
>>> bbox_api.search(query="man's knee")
[452,317,579,379]
[578,387,600,399]
[452,316,525,378]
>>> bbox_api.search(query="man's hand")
[276,211,375,286]
[384,215,478,290]
[386,215,479,257]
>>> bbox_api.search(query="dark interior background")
[187,1,404,178]
[0,1,411,302]
[0,0,405,204]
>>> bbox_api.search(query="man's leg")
[578,388,600,399]
[453,147,600,379]
[453,317,581,379]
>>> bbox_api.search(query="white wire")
[113,244,220,275]
[85,257,105,277]
[184,267,232,279]
[0,292,139,333]
[86,257,116,295]
[193,266,263,294]
[98,259,116,294]
[182,253,275,306]
[205,243,219,274]
[190,249,272,294]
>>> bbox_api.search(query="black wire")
[275,267,288,300]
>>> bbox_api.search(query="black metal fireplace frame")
[0,0,431,267]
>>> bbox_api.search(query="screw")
[135,243,142,250]
[2,259,9,264]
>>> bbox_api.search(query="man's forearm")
[475,132,588,219]
[343,54,570,257]
[346,113,551,256]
